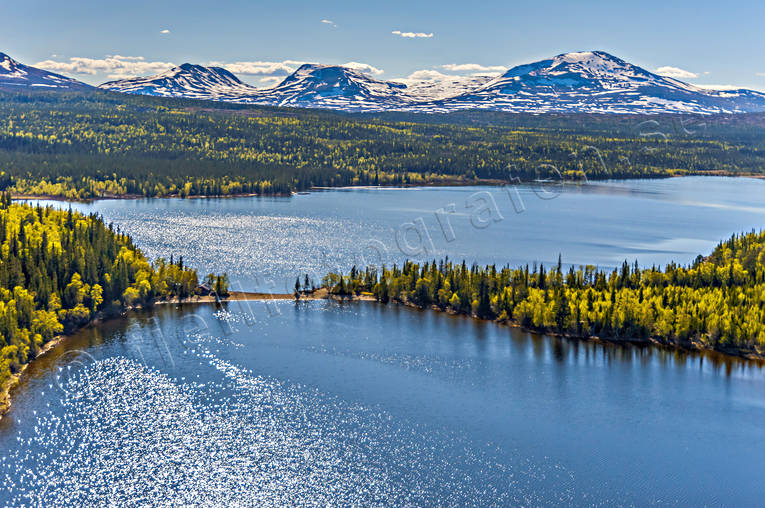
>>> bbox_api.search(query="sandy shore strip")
[154,288,330,304]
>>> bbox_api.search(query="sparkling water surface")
[26,176,765,292]
[2,177,765,506]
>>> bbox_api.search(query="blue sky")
[3,0,765,90]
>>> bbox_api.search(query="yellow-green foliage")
[331,230,765,355]
[1,92,763,199]
[0,195,199,387]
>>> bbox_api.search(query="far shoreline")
[10,172,764,204]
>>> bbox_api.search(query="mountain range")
[4,50,765,114]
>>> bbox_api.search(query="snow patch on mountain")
[392,73,494,101]
[97,51,765,115]
[0,52,91,90]
[99,63,259,100]
[244,64,411,111]
[414,51,765,114]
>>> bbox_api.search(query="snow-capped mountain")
[0,52,91,90]
[101,63,413,112]
[99,63,259,100]
[0,49,743,114]
[99,51,765,114]
[244,64,411,111]
[417,51,765,114]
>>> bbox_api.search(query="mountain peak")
[100,62,255,99]
[431,50,765,114]
[554,50,620,62]
[264,63,408,110]
[171,63,244,83]
[0,53,22,75]
[0,51,90,90]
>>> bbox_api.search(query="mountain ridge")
[5,50,765,114]
[99,51,765,114]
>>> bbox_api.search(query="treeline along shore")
[323,229,765,360]
[0,194,230,415]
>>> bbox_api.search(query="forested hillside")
[1,90,765,199]
[0,195,200,396]
[326,230,765,358]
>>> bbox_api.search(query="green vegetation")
[0,194,200,393]
[325,230,765,357]
[1,90,765,199]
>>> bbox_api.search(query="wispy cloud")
[655,66,698,79]
[208,60,309,76]
[442,63,506,73]
[393,67,502,86]
[258,76,283,85]
[159,29,170,34]
[212,60,383,77]
[403,69,450,81]
[392,30,433,39]
[342,61,384,75]
[34,55,175,79]
[35,55,386,83]
[321,19,336,27]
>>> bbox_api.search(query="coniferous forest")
[0,194,202,396]
[325,229,765,358]
[1,90,765,199]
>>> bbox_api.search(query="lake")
[2,176,765,505]
[25,176,765,292]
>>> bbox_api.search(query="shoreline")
[4,285,764,420]
[152,288,329,305]
[10,172,764,203]
[333,293,765,363]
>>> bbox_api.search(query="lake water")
[26,176,765,292]
[2,177,765,505]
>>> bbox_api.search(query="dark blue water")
[2,177,765,505]
[1,301,763,505]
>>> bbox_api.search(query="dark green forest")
[1,89,765,199]
[0,195,203,394]
[325,229,765,358]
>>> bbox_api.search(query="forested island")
[2,90,765,199]
[324,229,765,359]
[0,195,220,413]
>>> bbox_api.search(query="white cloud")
[442,63,506,73]
[208,60,309,76]
[404,69,450,81]
[392,30,433,39]
[160,29,170,34]
[393,68,502,85]
[211,59,383,77]
[258,76,283,85]
[655,66,698,79]
[34,55,175,79]
[321,19,336,27]
[342,61,384,75]
[757,72,765,77]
